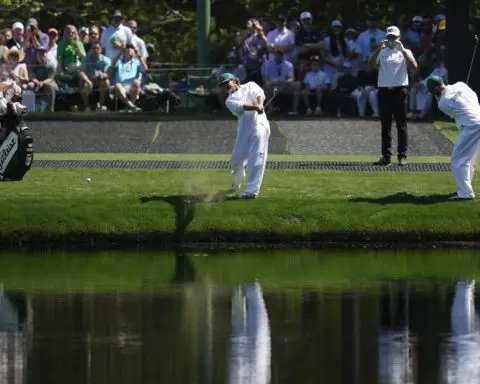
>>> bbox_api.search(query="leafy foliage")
[0,0,462,65]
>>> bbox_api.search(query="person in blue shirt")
[78,42,111,111]
[111,43,148,111]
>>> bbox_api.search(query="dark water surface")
[1,248,480,383]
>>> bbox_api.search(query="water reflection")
[443,280,480,383]
[229,283,270,384]
[0,288,31,384]
[1,252,480,383]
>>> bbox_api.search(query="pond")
[0,248,480,383]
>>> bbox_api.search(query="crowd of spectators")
[213,12,448,119]
[0,9,155,112]
[0,9,449,117]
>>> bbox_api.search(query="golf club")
[466,34,479,85]
[263,84,289,114]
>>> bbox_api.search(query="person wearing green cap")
[428,75,480,200]
[218,73,270,199]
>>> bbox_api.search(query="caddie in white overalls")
[218,73,270,199]
[428,76,480,200]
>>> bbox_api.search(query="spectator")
[57,25,86,88]
[295,11,324,64]
[22,18,49,67]
[84,26,100,54]
[301,55,331,115]
[217,51,246,82]
[79,27,89,44]
[352,69,379,117]
[0,47,28,87]
[397,15,409,38]
[28,47,57,112]
[212,51,246,108]
[6,22,24,51]
[408,54,448,119]
[46,28,59,71]
[289,21,301,35]
[345,28,360,76]
[322,20,350,85]
[127,20,148,59]
[266,15,296,63]
[0,32,8,65]
[402,16,423,56]
[78,42,111,112]
[333,62,358,117]
[262,48,300,115]
[238,18,267,85]
[356,13,385,67]
[100,9,134,61]
[3,29,12,42]
[111,44,147,111]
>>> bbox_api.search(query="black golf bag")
[0,103,34,181]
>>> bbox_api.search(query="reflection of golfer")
[428,76,480,200]
[444,280,480,383]
[229,282,271,384]
[218,73,270,200]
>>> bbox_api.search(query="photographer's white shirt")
[376,47,412,87]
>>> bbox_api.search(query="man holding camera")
[22,18,49,67]
[369,26,417,166]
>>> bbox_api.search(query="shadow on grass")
[140,191,235,283]
[350,192,460,205]
[140,191,233,240]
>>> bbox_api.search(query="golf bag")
[0,103,34,181]
[137,85,181,112]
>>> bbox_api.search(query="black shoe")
[373,157,391,166]
[398,157,407,166]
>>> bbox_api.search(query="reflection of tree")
[229,282,271,384]
[171,247,196,283]
[0,289,32,384]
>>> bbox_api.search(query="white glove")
[395,41,405,52]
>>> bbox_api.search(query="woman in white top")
[322,20,350,82]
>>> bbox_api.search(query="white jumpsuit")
[229,282,271,384]
[225,82,271,196]
[437,82,480,199]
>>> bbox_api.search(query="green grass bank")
[1,167,479,248]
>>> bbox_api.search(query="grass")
[0,168,479,245]
[34,153,451,163]
[433,120,458,142]
[1,248,480,292]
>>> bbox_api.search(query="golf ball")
[86,178,91,183]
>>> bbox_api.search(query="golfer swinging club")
[427,75,480,200]
[218,73,270,199]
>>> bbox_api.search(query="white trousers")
[451,124,480,199]
[409,87,433,117]
[352,88,379,117]
[231,120,270,195]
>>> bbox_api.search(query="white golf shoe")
[236,192,257,200]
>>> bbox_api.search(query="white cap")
[343,61,352,69]
[386,25,400,37]
[12,22,24,30]
[300,11,312,20]
[434,14,446,21]
[345,28,357,35]
[412,16,424,23]
[331,20,342,28]
[79,27,89,34]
